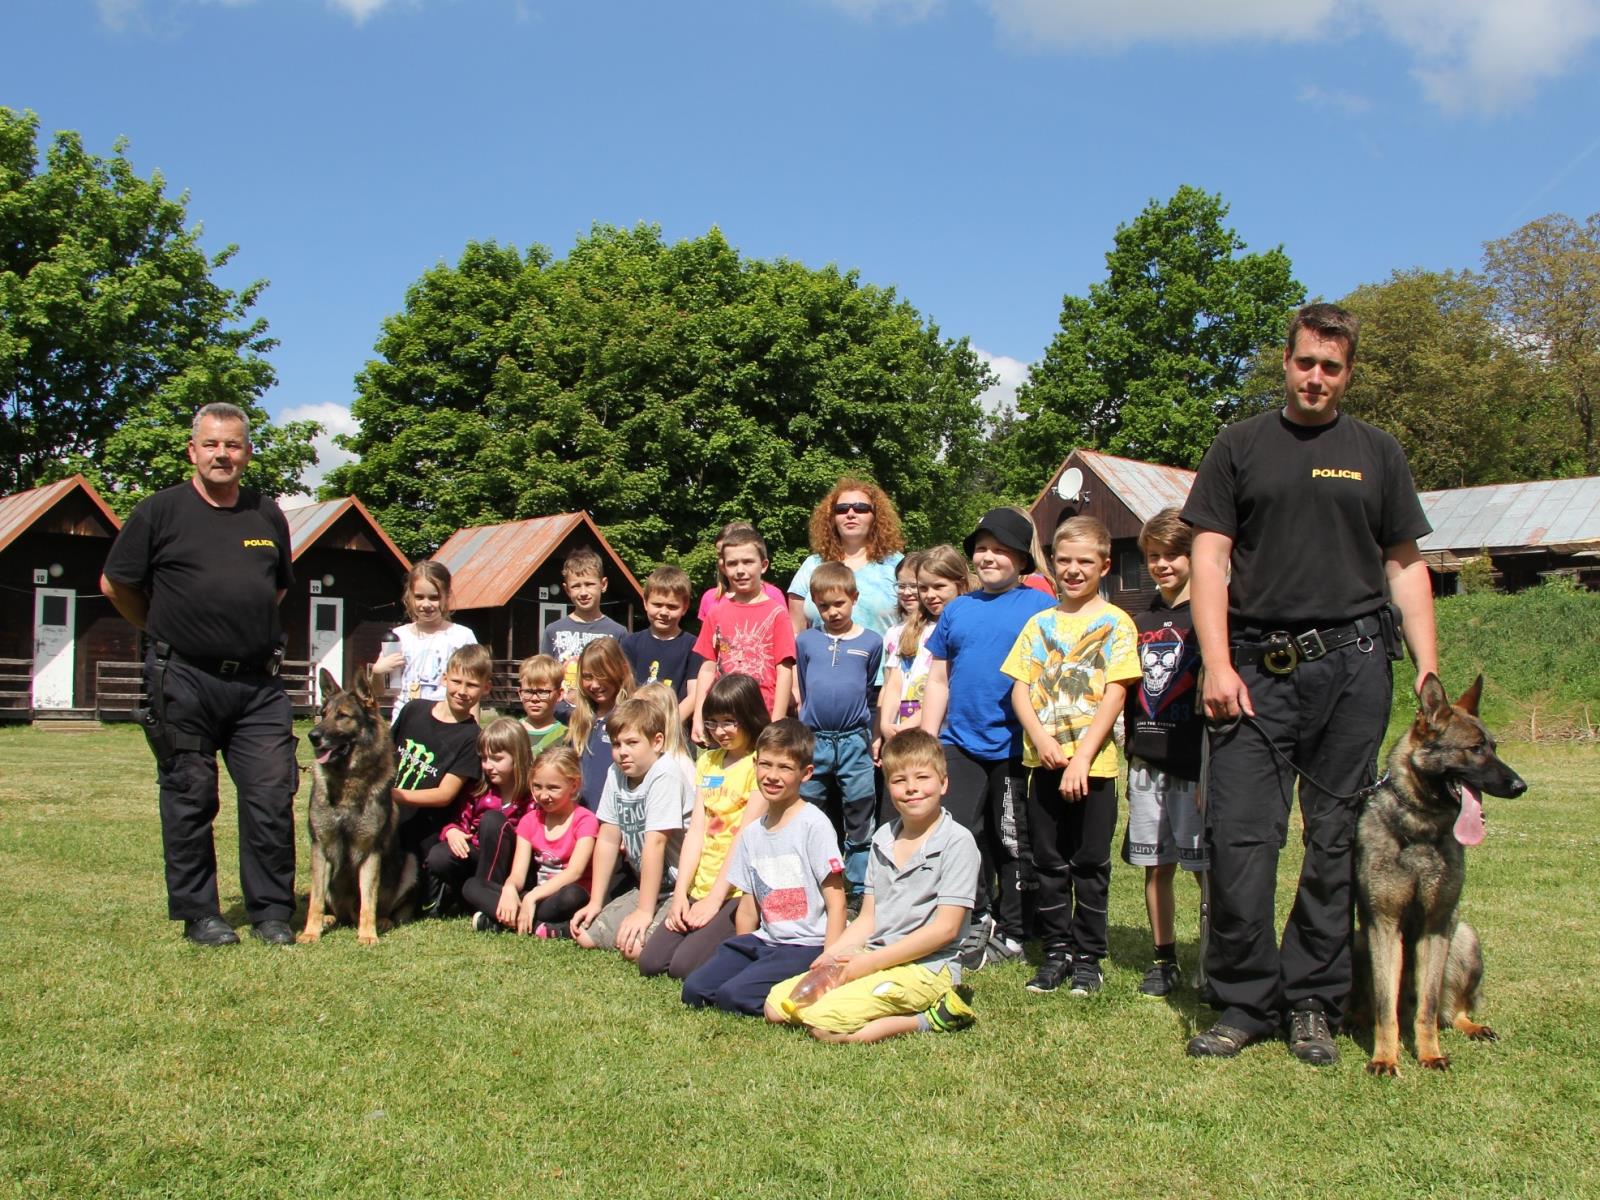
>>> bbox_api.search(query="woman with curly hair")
[786,477,906,638]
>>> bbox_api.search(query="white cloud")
[326,0,395,22]
[985,0,1335,47]
[280,401,360,498]
[972,345,1031,415]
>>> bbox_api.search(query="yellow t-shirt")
[689,748,759,898]
[1000,604,1141,776]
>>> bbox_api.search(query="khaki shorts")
[767,963,958,1033]
[583,889,672,951]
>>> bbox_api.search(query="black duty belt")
[170,648,282,678]
[1231,613,1384,676]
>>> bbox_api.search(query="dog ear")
[1456,674,1483,716]
[351,664,378,711]
[317,668,341,704]
[1417,673,1450,723]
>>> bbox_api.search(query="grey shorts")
[584,889,672,951]
[1122,757,1208,870]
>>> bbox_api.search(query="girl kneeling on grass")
[433,718,534,916]
[471,746,599,935]
[638,673,771,979]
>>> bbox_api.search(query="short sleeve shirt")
[392,622,479,720]
[1124,595,1204,778]
[1000,604,1142,774]
[883,620,934,718]
[390,704,481,794]
[795,627,882,732]
[621,629,705,702]
[787,553,906,637]
[595,755,693,886]
[691,595,797,713]
[515,805,601,893]
[689,748,760,898]
[724,802,844,945]
[925,586,1057,759]
[865,811,980,982]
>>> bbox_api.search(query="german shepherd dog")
[297,667,417,945]
[1352,673,1526,1075]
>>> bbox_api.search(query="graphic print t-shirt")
[689,749,760,899]
[1123,595,1203,779]
[515,805,601,893]
[883,620,934,721]
[1000,604,1141,774]
[390,704,481,803]
[621,629,705,702]
[724,802,843,945]
[595,755,693,886]
[691,594,797,713]
[541,616,627,703]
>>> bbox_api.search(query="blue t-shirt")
[795,627,884,733]
[925,585,1057,760]
[577,719,612,813]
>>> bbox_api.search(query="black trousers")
[1203,641,1392,1038]
[942,744,1030,943]
[1028,773,1117,959]
[147,652,297,924]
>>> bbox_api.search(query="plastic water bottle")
[781,961,845,1017]
[379,639,401,693]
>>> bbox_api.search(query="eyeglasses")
[833,502,874,515]
[518,688,556,698]
[895,582,919,593]
[705,717,741,730]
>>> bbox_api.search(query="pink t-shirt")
[515,805,601,893]
[691,593,798,713]
[696,582,788,625]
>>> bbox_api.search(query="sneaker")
[1288,1008,1339,1066]
[1139,960,1181,998]
[534,921,572,940]
[471,911,507,933]
[984,936,1025,967]
[954,915,999,971]
[1068,956,1103,997]
[1186,1022,1257,1059]
[1025,955,1071,993]
[924,985,976,1033]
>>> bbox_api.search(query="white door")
[32,587,75,709]
[309,596,344,684]
[538,602,568,645]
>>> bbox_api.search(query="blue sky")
[10,0,1600,491]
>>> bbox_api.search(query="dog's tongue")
[315,748,335,765]
[1454,785,1485,846]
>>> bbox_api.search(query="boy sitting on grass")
[767,729,978,1042]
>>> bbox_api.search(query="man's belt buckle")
[1293,628,1328,663]
[1262,632,1299,676]
[219,659,242,677]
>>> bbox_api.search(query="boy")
[541,546,628,705]
[792,562,883,894]
[917,508,1055,969]
[681,720,847,1015]
[515,654,567,752]
[569,697,693,959]
[692,526,796,736]
[768,729,979,1042]
[1001,516,1141,996]
[621,565,704,724]
[1122,507,1207,997]
[391,643,489,915]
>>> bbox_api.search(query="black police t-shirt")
[620,629,705,702]
[1182,411,1430,627]
[103,482,294,660]
[1123,595,1203,779]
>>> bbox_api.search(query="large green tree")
[0,107,317,511]
[998,186,1302,496]
[1483,211,1600,475]
[329,225,992,579]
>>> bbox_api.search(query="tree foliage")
[329,225,993,579]
[997,186,1302,496]
[1483,211,1600,475]
[0,107,316,511]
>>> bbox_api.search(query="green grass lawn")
[2,724,1597,1199]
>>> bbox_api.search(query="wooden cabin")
[1418,476,1600,593]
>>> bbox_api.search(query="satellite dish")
[1056,466,1084,502]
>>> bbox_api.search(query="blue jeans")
[801,727,876,889]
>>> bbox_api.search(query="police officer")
[101,403,299,946]
[1181,303,1437,1065]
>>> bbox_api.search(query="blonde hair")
[633,682,694,774]
[880,728,947,779]
[562,546,605,582]
[566,638,635,750]
[531,744,582,797]
[402,560,454,622]
[445,643,493,684]
[808,477,905,563]
[474,718,533,805]
[1007,505,1050,579]
[1053,515,1111,561]
[517,654,563,690]
[899,545,968,659]
[606,696,668,742]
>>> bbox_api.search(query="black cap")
[963,508,1038,575]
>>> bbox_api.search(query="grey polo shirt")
[864,810,980,983]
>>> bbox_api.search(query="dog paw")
[1419,1054,1451,1071]
[376,918,394,932]
[320,914,336,930]
[1464,1022,1498,1042]
[1365,1058,1399,1077]
[357,931,379,946]
[295,931,320,945]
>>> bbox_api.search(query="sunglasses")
[833,502,874,515]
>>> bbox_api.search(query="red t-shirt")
[691,594,798,713]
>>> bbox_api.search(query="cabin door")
[309,596,345,684]
[32,587,75,709]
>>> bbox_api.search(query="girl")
[567,637,635,812]
[476,746,600,936]
[878,547,968,744]
[634,681,697,789]
[375,560,479,720]
[428,718,533,917]
[638,673,770,980]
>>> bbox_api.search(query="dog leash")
[1208,713,1388,803]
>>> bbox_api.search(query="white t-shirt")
[392,621,479,720]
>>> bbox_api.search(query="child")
[695,521,788,624]
[692,526,796,738]
[767,729,979,1042]
[1121,507,1207,997]
[473,746,600,935]
[1001,515,1141,996]
[516,654,567,752]
[570,697,694,958]
[793,562,883,894]
[621,566,705,724]
[918,509,1056,969]
[682,720,847,1016]
[567,638,635,812]
[634,681,698,786]
[541,546,628,706]
[426,717,534,918]
[639,673,770,980]
[879,546,967,744]
[391,643,490,913]
[374,559,479,720]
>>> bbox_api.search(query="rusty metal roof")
[1419,476,1600,554]
[433,512,644,610]
[281,496,412,568]
[0,474,121,555]
[1075,451,1196,521]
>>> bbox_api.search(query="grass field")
[2,723,1597,1199]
